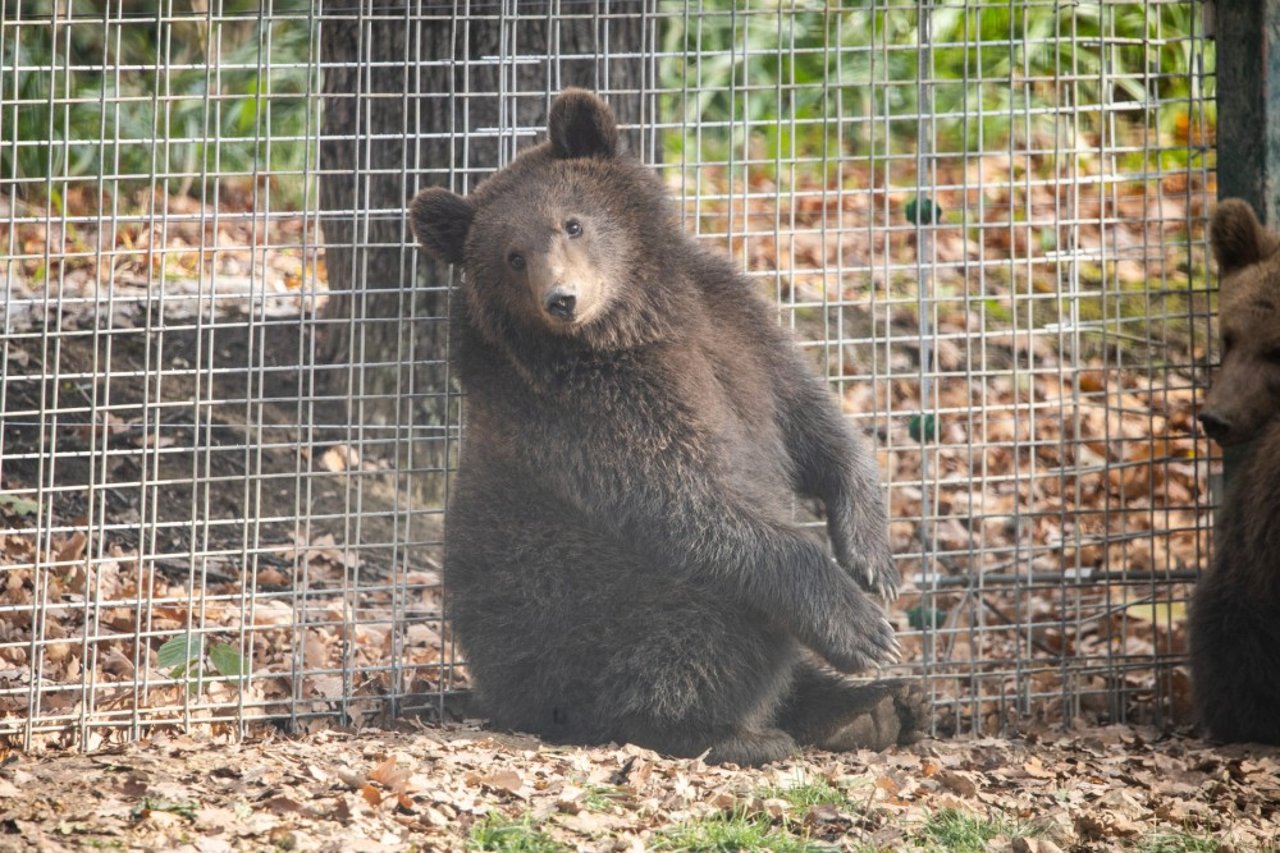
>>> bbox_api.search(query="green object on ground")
[908,412,940,443]
[905,195,942,225]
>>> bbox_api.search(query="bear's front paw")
[814,591,900,674]
[831,525,900,602]
[865,550,901,602]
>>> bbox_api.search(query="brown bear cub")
[1191,198,1280,745]
[410,89,925,765]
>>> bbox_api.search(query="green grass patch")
[466,813,562,853]
[654,808,822,853]
[759,777,848,810]
[1136,829,1226,853]
[914,808,1036,853]
[580,783,631,812]
[130,797,199,821]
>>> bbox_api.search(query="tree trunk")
[318,2,658,500]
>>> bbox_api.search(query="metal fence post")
[1213,0,1280,224]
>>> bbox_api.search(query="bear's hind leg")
[778,664,928,751]
[601,601,801,766]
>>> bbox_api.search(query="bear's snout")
[1197,409,1232,442]
[545,289,577,321]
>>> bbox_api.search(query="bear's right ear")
[410,188,474,266]
[548,88,619,160]
[1211,198,1280,275]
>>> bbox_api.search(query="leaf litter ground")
[2,723,1277,851]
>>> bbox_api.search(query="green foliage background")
[1,1,1213,207]
[659,0,1212,162]
[2,0,317,206]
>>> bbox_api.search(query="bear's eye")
[1266,347,1280,366]
[1222,333,1235,354]
[508,252,526,272]
[565,219,583,238]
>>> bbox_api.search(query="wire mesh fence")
[1,0,1216,751]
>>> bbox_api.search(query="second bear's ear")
[548,88,619,160]
[1211,198,1280,275]
[410,188,474,266]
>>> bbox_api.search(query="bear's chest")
[538,350,787,470]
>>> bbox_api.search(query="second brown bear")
[1192,198,1280,745]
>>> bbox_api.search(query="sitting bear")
[1191,198,1280,745]
[410,89,925,765]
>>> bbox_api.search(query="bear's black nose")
[545,290,577,320]
[1197,410,1231,441]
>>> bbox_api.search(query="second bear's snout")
[1197,410,1231,442]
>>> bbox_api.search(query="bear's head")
[1199,199,1280,446]
[409,89,683,353]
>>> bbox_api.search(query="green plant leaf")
[209,643,247,679]
[157,634,202,672]
[0,494,39,517]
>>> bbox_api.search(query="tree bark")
[318,1,657,499]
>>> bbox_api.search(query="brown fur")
[409,89,925,765]
[1189,198,1280,745]
[1199,199,1280,446]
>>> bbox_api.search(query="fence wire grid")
[1,0,1216,752]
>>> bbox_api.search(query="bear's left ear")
[1211,198,1280,275]
[410,187,474,266]
[548,88,619,160]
